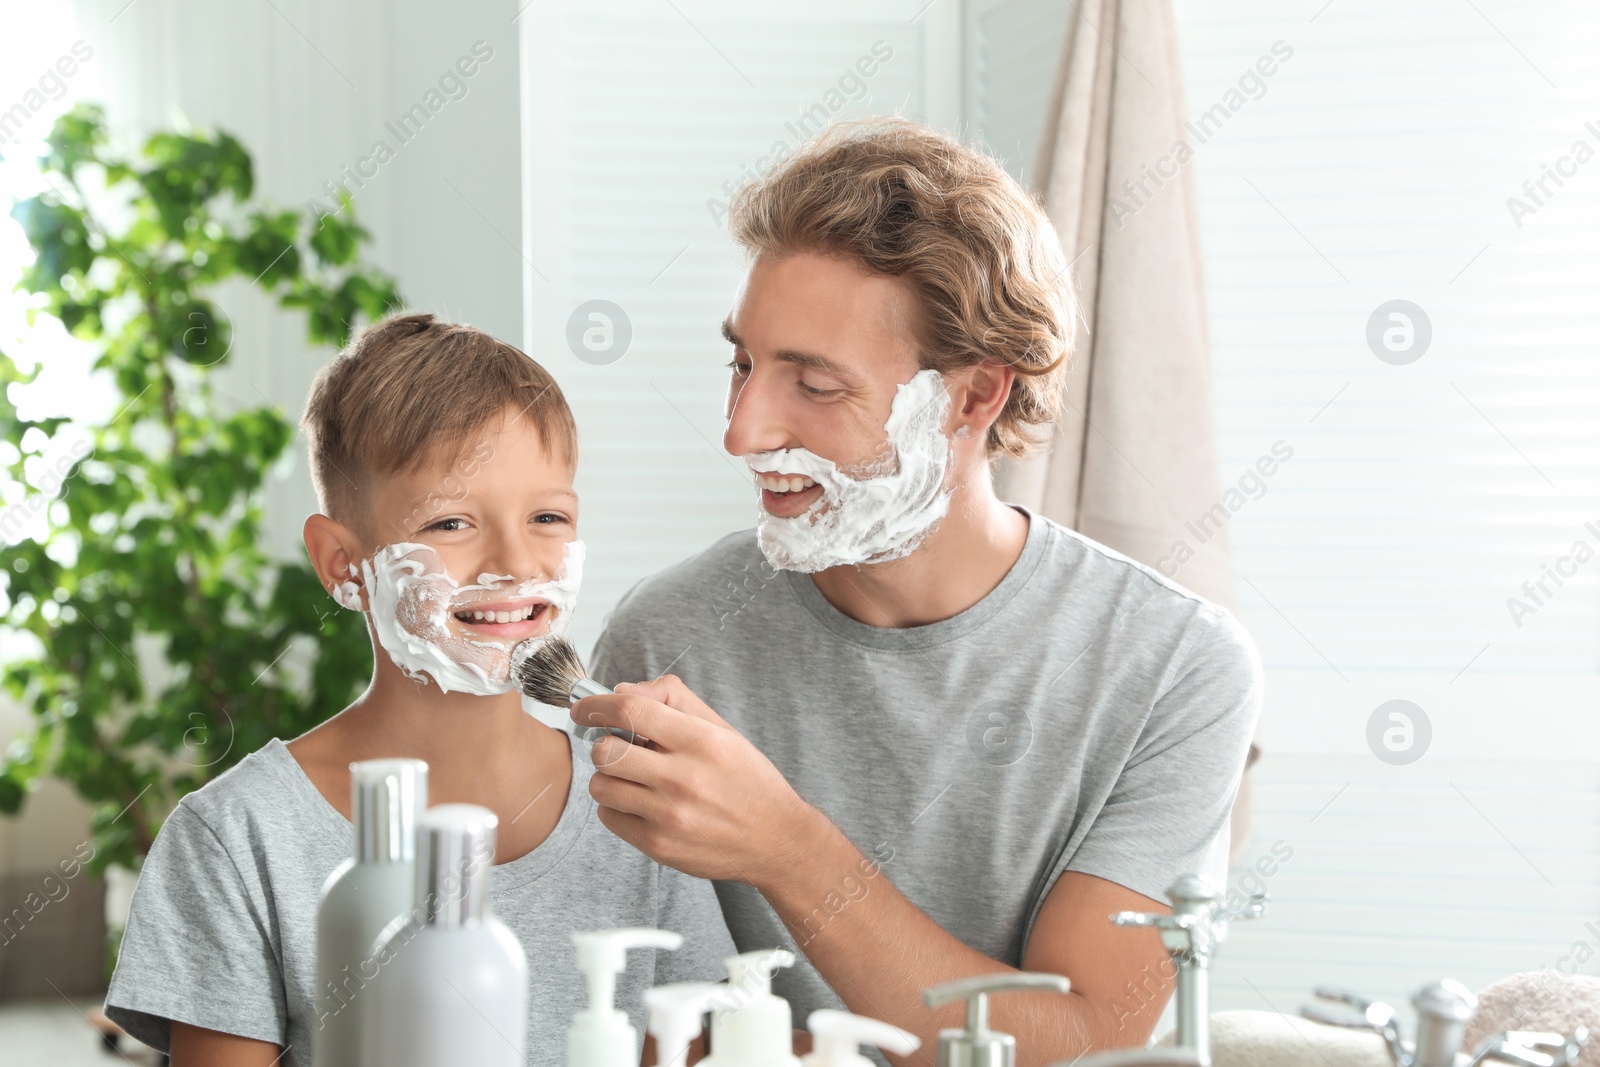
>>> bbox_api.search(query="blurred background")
[1,0,1597,1062]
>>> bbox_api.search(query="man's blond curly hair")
[728,118,1079,458]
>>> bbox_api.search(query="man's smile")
[755,472,823,518]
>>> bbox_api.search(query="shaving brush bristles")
[514,635,591,707]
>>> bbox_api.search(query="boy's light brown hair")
[301,312,577,536]
[728,117,1079,458]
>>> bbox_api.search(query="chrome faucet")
[1045,875,1264,1067]
[1105,874,1266,1066]
[1303,982,1587,1067]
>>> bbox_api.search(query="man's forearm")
[754,808,1119,1067]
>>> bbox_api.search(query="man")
[580,118,1260,1067]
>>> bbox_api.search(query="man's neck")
[808,482,1029,629]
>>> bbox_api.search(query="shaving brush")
[514,636,644,747]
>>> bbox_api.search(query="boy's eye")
[532,513,571,526]
[427,517,466,532]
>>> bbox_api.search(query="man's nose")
[723,370,791,457]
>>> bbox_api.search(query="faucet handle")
[1111,910,1183,929]
[1111,909,1202,959]
[1221,892,1268,924]
[1302,988,1406,1067]
[1466,1027,1589,1067]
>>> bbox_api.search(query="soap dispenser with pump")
[702,948,802,1067]
[645,982,729,1067]
[568,928,686,1067]
[803,1009,920,1067]
[921,972,1072,1067]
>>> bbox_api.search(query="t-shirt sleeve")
[1061,606,1263,903]
[651,865,738,984]
[104,802,287,1052]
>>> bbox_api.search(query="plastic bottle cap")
[415,804,496,928]
[646,982,727,1067]
[350,759,427,864]
[804,1009,920,1067]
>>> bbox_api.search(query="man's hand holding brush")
[574,674,834,888]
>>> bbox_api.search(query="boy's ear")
[304,514,367,611]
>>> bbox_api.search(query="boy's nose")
[477,529,548,582]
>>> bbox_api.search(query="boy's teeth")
[464,606,536,624]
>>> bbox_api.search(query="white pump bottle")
[702,948,802,1067]
[646,982,729,1067]
[568,928,685,1067]
[803,1009,921,1067]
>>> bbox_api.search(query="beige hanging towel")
[995,0,1259,859]
[997,0,1236,611]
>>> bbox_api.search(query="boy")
[104,313,736,1066]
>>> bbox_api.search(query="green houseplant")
[0,104,397,875]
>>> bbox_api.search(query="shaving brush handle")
[568,677,647,748]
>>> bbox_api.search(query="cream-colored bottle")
[312,758,426,1067]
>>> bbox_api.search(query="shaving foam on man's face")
[334,539,584,696]
[744,368,953,572]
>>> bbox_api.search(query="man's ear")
[948,362,1016,444]
[304,513,368,611]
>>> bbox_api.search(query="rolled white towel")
[1461,972,1600,1067]
[1154,1010,1393,1067]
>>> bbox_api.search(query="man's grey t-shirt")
[591,506,1260,1035]
[104,732,736,1066]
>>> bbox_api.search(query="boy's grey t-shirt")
[591,506,1260,1036]
[104,732,736,1066]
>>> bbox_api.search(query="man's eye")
[726,358,750,376]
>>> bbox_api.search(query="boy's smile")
[450,595,551,637]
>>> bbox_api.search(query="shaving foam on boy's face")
[334,539,585,695]
[744,368,953,572]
